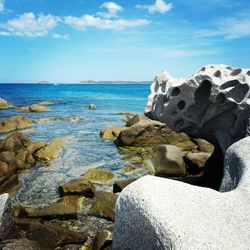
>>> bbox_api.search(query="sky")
[0,0,250,83]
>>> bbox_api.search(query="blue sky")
[0,0,250,83]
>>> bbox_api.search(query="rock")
[125,114,151,127]
[30,104,49,112]
[185,152,212,168]
[36,101,54,105]
[59,178,96,198]
[88,104,96,110]
[0,98,13,109]
[93,228,113,250]
[35,116,82,124]
[100,126,129,141]
[67,116,81,123]
[84,168,115,185]
[151,145,187,177]
[193,138,215,153]
[145,64,250,153]
[113,137,250,249]
[113,178,137,193]
[116,112,137,116]
[0,116,33,134]
[14,196,89,219]
[0,193,9,223]
[16,106,31,112]
[89,191,118,221]
[34,138,67,162]
[0,238,41,250]
[121,166,136,175]
[26,220,87,249]
[0,132,31,152]
[115,120,197,151]
[0,174,19,194]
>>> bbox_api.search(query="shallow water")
[0,84,150,207]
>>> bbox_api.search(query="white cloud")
[136,0,173,14]
[64,14,150,30]
[0,12,60,38]
[51,33,69,40]
[98,2,123,18]
[0,0,4,13]
[196,12,250,39]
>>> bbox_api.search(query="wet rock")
[14,196,89,219]
[36,101,54,105]
[26,220,87,249]
[84,168,115,185]
[34,138,67,162]
[59,178,96,198]
[100,127,128,141]
[121,166,136,175]
[151,145,187,177]
[0,98,13,110]
[88,104,96,110]
[125,114,150,127]
[0,116,33,134]
[93,228,113,250]
[113,178,138,193]
[16,106,30,112]
[89,191,118,221]
[116,112,137,116]
[0,132,31,152]
[115,120,197,151]
[67,116,81,123]
[0,238,41,250]
[145,64,250,153]
[35,116,82,124]
[30,104,49,112]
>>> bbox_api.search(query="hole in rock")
[154,81,159,93]
[216,93,226,104]
[214,70,221,77]
[220,80,239,90]
[171,87,180,97]
[226,84,249,103]
[161,82,166,93]
[230,68,242,76]
[247,71,250,76]
[177,100,185,110]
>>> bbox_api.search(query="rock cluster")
[0,98,14,110]
[145,64,250,153]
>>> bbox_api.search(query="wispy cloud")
[51,33,69,40]
[196,12,250,39]
[64,14,150,30]
[136,0,173,14]
[0,12,60,38]
[98,2,123,18]
[0,0,4,13]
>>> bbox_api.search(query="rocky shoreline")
[0,64,250,249]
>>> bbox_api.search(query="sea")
[0,83,151,207]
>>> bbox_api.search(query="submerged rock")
[0,116,33,134]
[89,191,118,221]
[88,104,96,110]
[59,178,96,198]
[84,168,115,185]
[36,101,54,105]
[17,104,49,113]
[121,166,136,175]
[100,126,129,141]
[145,64,250,153]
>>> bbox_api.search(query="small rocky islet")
[0,64,250,249]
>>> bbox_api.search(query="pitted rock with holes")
[145,64,250,153]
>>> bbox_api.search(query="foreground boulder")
[113,137,250,249]
[145,64,250,153]
[0,116,33,134]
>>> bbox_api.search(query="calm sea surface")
[0,84,150,206]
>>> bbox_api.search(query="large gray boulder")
[145,64,250,153]
[113,136,250,249]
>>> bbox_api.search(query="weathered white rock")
[113,137,250,250]
[145,64,250,153]
[0,193,9,225]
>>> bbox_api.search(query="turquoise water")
[0,84,150,206]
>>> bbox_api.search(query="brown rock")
[194,138,215,153]
[113,178,137,193]
[30,104,49,112]
[84,168,115,185]
[26,220,87,249]
[116,112,137,116]
[0,238,41,250]
[0,116,33,134]
[89,191,118,221]
[185,152,212,168]
[100,126,129,141]
[93,228,113,250]
[16,106,31,112]
[151,145,187,177]
[0,98,13,110]
[125,114,150,127]
[59,178,96,198]
[115,120,197,151]
[121,166,136,174]
[36,101,54,105]
[0,132,31,152]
